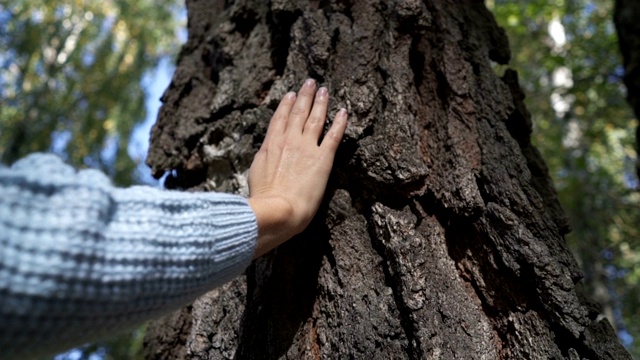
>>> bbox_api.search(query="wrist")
[248,196,296,258]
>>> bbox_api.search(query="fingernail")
[338,108,347,117]
[317,87,328,98]
[286,91,296,100]
[305,78,316,88]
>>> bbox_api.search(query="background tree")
[491,0,640,355]
[614,0,640,352]
[615,0,640,178]
[0,0,178,185]
[143,0,630,358]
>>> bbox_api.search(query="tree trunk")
[144,0,630,358]
[615,0,640,180]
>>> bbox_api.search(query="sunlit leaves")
[0,0,179,185]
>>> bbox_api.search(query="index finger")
[263,92,296,147]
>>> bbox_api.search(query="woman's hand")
[248,79,348,258]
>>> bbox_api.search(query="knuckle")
[273,113,288,123]
[272,138,291,153]
[290,106,307,117]
[306,116,321,126]
[325,132,341,147]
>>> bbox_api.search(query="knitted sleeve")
[0,153,257,359]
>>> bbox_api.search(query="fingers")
[263,92,296,147]
[303,87,329,140]
[265,79,347,155]
[286,79,317,134]
[320,108,348,153]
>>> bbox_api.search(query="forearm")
[0,153,257,359]
[248,196,295,258]
[0,77,347,359]
[109,187,257,286]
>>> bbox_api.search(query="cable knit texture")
[0,153,257,359]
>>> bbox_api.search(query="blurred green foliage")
[0,0,180,358]
[490,0,640,356]
[0,0,179,185]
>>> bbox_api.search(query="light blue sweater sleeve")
[0,153,257,359]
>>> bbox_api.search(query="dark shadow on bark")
[440,210,543,356]
[267,7,300,77]
[235,206,331,359]
[163,167,208,191]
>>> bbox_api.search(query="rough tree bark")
[615,0,640,180]
[144,1,630,358]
